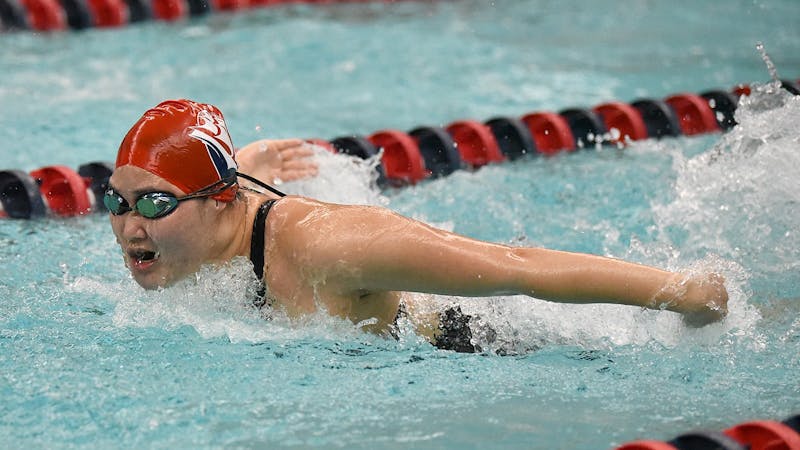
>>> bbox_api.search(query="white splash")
[279,145,389,207]
[653,83,799,284]
[69,258,387,345]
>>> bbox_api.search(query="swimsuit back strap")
[250,199,277,283]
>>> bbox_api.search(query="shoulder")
[264,196,336,249]
[266,196,332,229]
[269,196,396,227]
[266,196,403,262]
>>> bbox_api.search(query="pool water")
[1,1,799,448]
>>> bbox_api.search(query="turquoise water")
[1,1,799,448]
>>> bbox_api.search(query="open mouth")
[127,249,160,266]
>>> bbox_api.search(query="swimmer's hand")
[236,139,319,186]
[657,273,729,327]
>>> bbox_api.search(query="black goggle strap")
[236,172,286,197]
[178,175,238,201]
[104,172,279,215]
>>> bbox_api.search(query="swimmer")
[106,99,729,352]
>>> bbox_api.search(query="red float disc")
[151,0,185,21]
[664,93,721,135]
[519,112,575,154]
[615,440,679,450]
[29,165,93,217]
[213,0,250,10]
[20,0,66,31]
[593,101,648,143]
[445,120,504,167]
[724,420,800,450]
[367,130,428,184]
[87,0,127,27]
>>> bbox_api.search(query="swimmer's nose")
[117,213,148,243]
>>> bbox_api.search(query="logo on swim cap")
[188,109,237,179]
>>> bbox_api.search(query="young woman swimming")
[105,99,729,352]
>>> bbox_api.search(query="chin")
[131,271,170,290]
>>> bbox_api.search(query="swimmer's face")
[108,165,219,289]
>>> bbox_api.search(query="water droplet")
[756,41,779,82]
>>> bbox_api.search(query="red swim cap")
[116,99,239,202]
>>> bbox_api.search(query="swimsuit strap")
[250,199,277,307]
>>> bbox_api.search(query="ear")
[211,198,237,214]
[213,199,227,212]
[200,197,226,217]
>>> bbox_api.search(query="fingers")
[282,158,318,170]
[274,142,319,181]
[267,139,305,152]
[237,139,271,154]
[278,168,320,182]
[262,139,316,163]
[278,145,316,161]
[239,139,306,157]
[679,272,729,327]
[279,160,319,181]
[237,138,320,183]
[280,143,319,176]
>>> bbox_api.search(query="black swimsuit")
[250,199,277,308]
[393,302,490,353]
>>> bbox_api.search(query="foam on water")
[69,259,400,347]
[277,145,388,207]
[653,83,800,299]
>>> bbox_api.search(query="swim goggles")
[103,177,237,219]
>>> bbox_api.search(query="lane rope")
[1,79,798,219]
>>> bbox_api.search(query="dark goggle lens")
[135,194,178,219]
[103,190,128,215]
[103,190,179,219]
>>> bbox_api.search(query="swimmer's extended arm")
[236,139,319,185]
[276,199,728,326]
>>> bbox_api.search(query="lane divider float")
[0,0,413,32]
[1,79,798,219]
[616,414,800,450]
[315,78,797,186]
